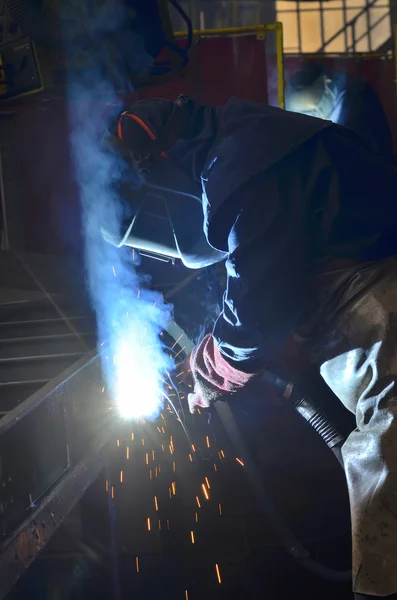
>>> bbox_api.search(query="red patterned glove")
[187,334,261,413]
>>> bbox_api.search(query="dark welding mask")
[287,74,337,120]
[101,95,227,269]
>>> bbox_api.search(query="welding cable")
[215,400,351,583]
[261,371,345,468]
[168,323,350,581]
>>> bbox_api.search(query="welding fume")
[101,93,397,599]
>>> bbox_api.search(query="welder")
[285,62,393,161]
[104,95,397,599]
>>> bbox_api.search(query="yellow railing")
[174,24,285,109]
[394,23,397,93]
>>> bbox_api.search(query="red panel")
[136,35,268,105]
[285,55,397,151]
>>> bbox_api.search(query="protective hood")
[100,98,227,268]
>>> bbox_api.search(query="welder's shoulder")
[200,97,332,211]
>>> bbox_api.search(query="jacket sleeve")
[210,148,313,368]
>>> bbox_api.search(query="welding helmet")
[286,63,336,120]
[100,95,227,269]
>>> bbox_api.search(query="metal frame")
[174,23,285,109]
[0,351,111,599]
[276,0,391,54]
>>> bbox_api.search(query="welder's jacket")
[167,98,397,364]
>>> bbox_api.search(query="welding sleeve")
[188,153,313,412]
[210,152,312,369]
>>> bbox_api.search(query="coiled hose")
[261,371,345,467]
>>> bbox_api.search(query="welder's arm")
[188,161,311,412]
[187,333,260,412]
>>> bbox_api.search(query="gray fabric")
[296,256,397,596]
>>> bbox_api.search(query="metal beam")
[0,433,110,600]
[0,351,112,596]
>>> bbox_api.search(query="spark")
[131,433,134,441]
[185,591,189,600]
[155,467,158,478]
[135,557,139,573]
[162,444,165,452]
[145,453,149,465]
[157,427,162,433]
[213,463,217,472]
[147,517,151,531]
[171,482,176,495]
[161,413,165,421]
[112,266,116,277]
[205,477,210,489]
[132,248,135,262]
[105,480,109,492]
[189,454,193,462]
[120,471,123,483]
[197,408,201,415]
[111,486,115,499]
[215,564,222,584]
[169,444,174,455]
[142,439,145,447]
[154,496,159,511]
[206,435,210,448]
[101,386,105,393]
[195,512,199,523]
[202,483,209,500]
[192,445,196,452]
[149,469,153,480]
[126,447,130,460]
[158,519,161,529]
[174,345,186,359]
[196,496,201,508]
[236,457,245,467]
[152,450,155,461]
[221,450,225,458]
[161,427,165,434]
[190,531,195,544]
[218,503,222,515]
[171,333,184,349]
[167,520,170,529]
[116,440,120,447]
[176,371,184,377]
[169,488,172,499]
[173,461,176,472]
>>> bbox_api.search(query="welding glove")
[187,333,261,413]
